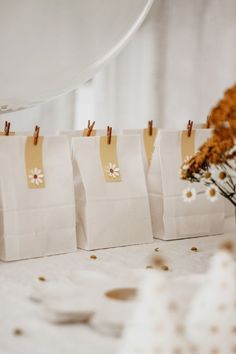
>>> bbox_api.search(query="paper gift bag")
[0,136,77,261]
[158,129,224,240]
[123,128,158,176]
[60,129,112,138]
[147,134,164,238]
[124,128,160,238]
[71,135,153,250]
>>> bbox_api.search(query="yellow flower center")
[204,171,211,179]
[209,188,216,197]
[186,191,192,198]
[218,171,226,180]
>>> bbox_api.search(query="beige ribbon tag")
[83,128,96,136]
[100,136,122,182]
[25,136,45,189]
[0,132,15,136]
[143,128,157,167]
[181,130,196,164]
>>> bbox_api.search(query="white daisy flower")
[105,163,120,179]
[216,169,228,185]
[202,170,212,180]
[28,168,44,185]
[182,187,196,203]
[206,185,219,202]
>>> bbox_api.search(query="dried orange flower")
[181,83,236,207]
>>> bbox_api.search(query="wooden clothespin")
[107,126,112,144]
[187,120,193,137]
[4,121,10,136]
[206,116,210,128]
[87,121,95,136]
[33,125,40,145]
[148,120,153,136]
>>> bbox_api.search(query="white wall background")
[1,0,236,133]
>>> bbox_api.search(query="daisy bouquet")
[180,84,236,207]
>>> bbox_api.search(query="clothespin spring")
[107,126,112,144]
[33,125,40,145]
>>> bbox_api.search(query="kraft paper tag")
[100,136,122,182]
[25,136,45,189]
[0,132,15,136]
[181,130,196,163]
[143,128,157,167]
[83,128,96,137]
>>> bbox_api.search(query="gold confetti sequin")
[13,328,23,336]
[38,276,46,282]
[191,246,198,252]
[90,255,97,260]
[161,265,169,271]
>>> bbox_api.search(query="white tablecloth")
[0,218,235,354]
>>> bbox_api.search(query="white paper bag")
[147,134,164,237]
[123,130,148,175]
[71,135,153,250]
[124,129,161,239]
[123,129,157,176]
[154,129,224,240]
[60,129,112,138]
[0,136,77,261]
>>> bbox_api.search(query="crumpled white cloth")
[119,250,236,354]
[0,218,234,354]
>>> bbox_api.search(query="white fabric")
[76,0,236,130]
[150,129,225,239]
[0,136,76,261]
[186,251,236,353]
[0,218,234,354]
[120,250,236,354]
[71,135,152,250]
[120,272,189,354]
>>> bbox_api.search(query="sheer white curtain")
[2,0,236,133]
[76,0,236,130]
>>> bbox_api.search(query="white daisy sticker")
[105,163,120,179]
[182,187,196,203]
[206,186,219,202]
[28,168,44,186]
